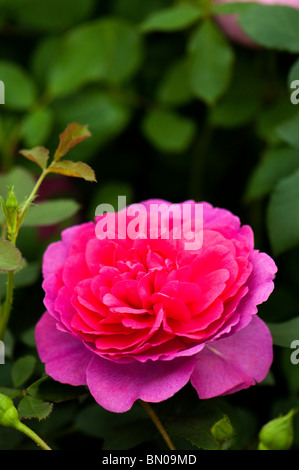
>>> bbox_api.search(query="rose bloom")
[214,0,299,47]
[35,200,277,413]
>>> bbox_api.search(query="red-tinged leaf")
[54,122,91,161]
[19,146,49,170]
[49,160,96,182]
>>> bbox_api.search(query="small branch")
[15,421,52,450]
[140,401,176,451]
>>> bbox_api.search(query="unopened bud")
[0,393,20,428]
[6,186,18,210]
[211,415,234,447]
[258,409,296,450]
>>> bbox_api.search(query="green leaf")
[140,4,202,33]
[11,355,36,388]
[26,376,86,403]
[18,396,53,421]
[6,0,95,32]
[275,112,299,150]
[168,414,221,450]
[76,403,152,449]
[30,36,61,86]
[210,56,261,128]
[0,240,22,272]
[244,147,299,202]
[54,122,91,161]
[188,19,234,105]
[210,415,234,449]
[48,18,142,98]
[211,1,258,15]
[19,146,50,170]
[50,160,96,182]
[20,326,36,348]
[0,261,41,298]
[288,58,299,88]
[238,5,299,52]
[156,58,193,106]
[0,387,21,399]
[22,199,80,227]
[21,108,54,148]
[267,317,299,348]
[0,60,37,110]
[267,168,299,255]
[256,99,298,146]
[13,261,40,290]
[142,109,196,153]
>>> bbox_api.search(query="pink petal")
[202,201,241,231]
[42,242,68,279]
[86,354,196,412]
[68,222,95,256]
[42,225,80,279]
[190,315,273,399]
[62,253,91,291]
[35,312,92,386]
[233,250,277,332]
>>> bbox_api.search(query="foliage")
[0,0,299,451]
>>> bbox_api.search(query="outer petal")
[86,354,196,412]
[202,201,241,231]
[42,242,68,280]
[35,312,92,386]
[42,225,80,279]
[234,250,277,332]
[190,315,273,399]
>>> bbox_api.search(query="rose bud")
[0,393,20,428]
[258,409,296,450]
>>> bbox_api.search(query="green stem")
[0,167,49,340]
[15,421,52,450]
[140,401,176,450]
[0,271,15,341]
[17,168,49,225]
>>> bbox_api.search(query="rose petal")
[42,242,68,280]
[35,312,92,386]
[86,354,196,412]
[190,315,273,399]
[42,225,80,279]
[233,250,277,332]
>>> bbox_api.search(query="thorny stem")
[0,167,49,340]
[140,401,176,451]
[0,271,15,341]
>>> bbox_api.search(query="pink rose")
[214,0,299,47]
[35,200,277,413]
